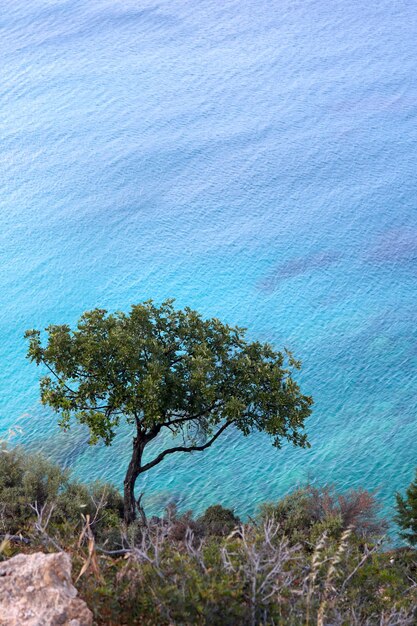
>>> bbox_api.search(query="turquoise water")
[1,0,417,518]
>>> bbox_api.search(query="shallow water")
[1,0,417,517]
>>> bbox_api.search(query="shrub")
[76,517,417,626]
[313,485,386,539]
[162,504,200,541]
[1,446,416,625]
[259,486,313,541]
[259,484,386,545]
[197,505,240,536]
[0,444,69,533]
[0,444,123,540]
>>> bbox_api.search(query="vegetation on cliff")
[0,445,416,625]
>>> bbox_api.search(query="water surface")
[1,0,417,517]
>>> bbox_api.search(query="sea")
[1,0,417,519]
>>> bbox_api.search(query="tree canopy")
[26,300,313,523]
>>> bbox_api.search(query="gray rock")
[0,551,93,626]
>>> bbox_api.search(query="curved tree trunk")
[123,436,145,525]
[122,421,229,525]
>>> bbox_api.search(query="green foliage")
[0,447,416,625]
[395,469,417,545]
[134,543,245,625]
[0,444,69,533]
[259,484,386,545]
[259,486,313,540]
[76,524,416,626]
[0,444,122,537]
[340,549,417,617]
[197,505,240,536]
[25,300,312,448]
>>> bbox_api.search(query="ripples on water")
[1,0,417,517]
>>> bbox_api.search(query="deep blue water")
[1,0,417,518]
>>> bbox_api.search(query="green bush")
[0,444,69,532]
[197,504,240,536]
[0,444,123,539]
[1,446,416,625]
[259,486,313,541]
[259,484,386,545]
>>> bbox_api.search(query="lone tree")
[26,300,313,524]
[395,470,417,545]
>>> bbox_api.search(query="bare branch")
[29,502,62,551]
[140,421,232,474]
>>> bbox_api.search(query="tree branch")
[160,402,223,430]
[140,421,232,473]
[76,405,124,414]
[41,360,77,395]
[160,415,198,429]
[145,423,164,441]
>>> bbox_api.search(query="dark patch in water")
[258,250,341,293]
[367,228,417,265]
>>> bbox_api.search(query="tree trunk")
[123,436,145,525]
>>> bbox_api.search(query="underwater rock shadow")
[258,250,342,293]
[365,227,417,266]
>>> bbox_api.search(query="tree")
[395,470,417,545]
[26,300,313,524]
